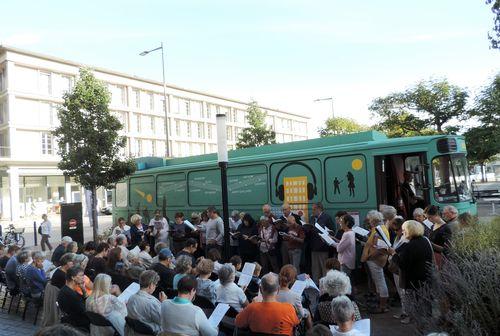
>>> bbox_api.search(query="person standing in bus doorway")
[205,206,224,254]
[150,210,170,248]
[309,202,335,284]
[40,214,53,253]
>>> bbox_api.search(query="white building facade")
[0,46,309,220]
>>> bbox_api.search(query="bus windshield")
[432,154,472,203]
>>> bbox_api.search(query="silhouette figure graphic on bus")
[346,171,355,197]
[333,177,343,194]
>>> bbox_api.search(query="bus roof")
[135,131,458,172]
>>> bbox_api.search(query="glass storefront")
[19,175,66,216]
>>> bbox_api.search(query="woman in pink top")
[334,214,356,275]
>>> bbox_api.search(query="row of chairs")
[0,270,43,325]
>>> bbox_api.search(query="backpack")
[38,225,42,235]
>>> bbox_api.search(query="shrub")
[406,217,500,335]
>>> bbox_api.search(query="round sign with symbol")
[69,218,77,230]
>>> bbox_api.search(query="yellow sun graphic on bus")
[146,194,153,203]
[135,189,154,203]
[351,159,363,171]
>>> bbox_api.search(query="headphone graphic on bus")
[274,161,318,201]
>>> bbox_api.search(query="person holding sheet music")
[236,214,259,264]
[161,275,218,336]
[309,202,335,284]
[387,220,434,322]
[277,203,301,266]
[425,205,452,270]
[229,210,242,256]
[216,264,249,312]
[360,210,390,314]
[258,217,279,274]
[282,215,305,272]
[171,212,194,254]
[278,265,312,329]
[126,270,166,334]
[150,209,170,246]
[333,214,356,276]
[330,295,368,336]
[130,214,149,249]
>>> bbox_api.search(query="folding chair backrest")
[125,316,155,335]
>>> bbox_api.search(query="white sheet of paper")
[208,303,230,328]
[376,225,391,247]
[237,273,252,287]
[315,223,327,234]
[330,319,370,336]
[118,282,140,303]
[305,277,320,292]
[129,246,140,255]
[320,232,337,246]
[376,239,389,249]
[299,219,306,225]
[241,262,256,276]
[184,220,197,231]
[347,211,360,227]
[42,259,54,273]
[290,280,307,296]
[353,226,370,237]
[423,219,433,230]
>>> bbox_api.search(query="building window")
[175,120,181,136]
[39,72,52,95]
[0,70,4,91]
[135,139,142,156]
[50,103,60,127]
[186,121,191,137]
[161,98,166,113]
[118,86,127,106]
[207,124,212,139]
[41,132,53,155]
[227,126,233,141]
[0,101,5,124]
[185,101,190,116]
[150,116,155,133]
[60,75,73,96]
[133,89,140,108]
[149,93,154,110]
[197,122,204,139]
[135,114,141,132]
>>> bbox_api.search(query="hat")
[159,248,174,259]
[62,236,73,243]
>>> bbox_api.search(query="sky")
[1,0,499,138]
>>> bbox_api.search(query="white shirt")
[216,282,247,311]
[40,220,52,235]
[150,217,169,244]
[113,225,131,237]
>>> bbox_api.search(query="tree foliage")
[369,79,468,137]
[486,0,500,50]
[53,68,136,240]
[318,117,369,137]
[236,101,276,148]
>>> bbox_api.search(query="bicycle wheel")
[4,233,14,245]
[16,235,25,248]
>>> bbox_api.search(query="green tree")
[369,79,468,137]
[464,127,500,181]
[53,68,136,240]
[236,101,276,148]
[486,0,500,50]
[318,117,369,137]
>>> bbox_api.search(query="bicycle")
[2,224,26,248]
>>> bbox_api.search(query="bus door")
[375,153,429,218]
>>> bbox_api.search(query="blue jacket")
[25,265,47,294]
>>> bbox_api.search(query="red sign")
[69,218,77,230]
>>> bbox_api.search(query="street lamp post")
[139,42,170,157]
[314,97,335,119]
[216,113,231,261]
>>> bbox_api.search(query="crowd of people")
[0,201,472,336]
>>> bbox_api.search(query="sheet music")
[118,282,140,303]
[315,223,327,234]
[208,303,230,328]
[353,226,370,237]
[184,220,197,231]
[375,239,389,249]
[305,277,320,292]
[241,262,256,276]
[129,246,140,255]
[423,219,433,230]
[299,219,307,225]
[320,232,337,246]
[42,259,54,273]
[330,318,370,335]
[290,280,307,296]
[375,225,391,247]
[237,273,252,287]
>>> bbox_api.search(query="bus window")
[157,173,187,207]
[115,182,128,208]
[432,154,471,203]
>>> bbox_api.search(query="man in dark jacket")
[51,236,73,266]
[308,202,335,283]
[150,248,175,298]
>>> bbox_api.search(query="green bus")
[112,131,476,225]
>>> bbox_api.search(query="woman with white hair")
[73,253,93,296]
[216,264,249,312]
[330,295,360,336]
[173,254,193,290]
[314,270,361,325]
[86,273,127,336]
[129,213,148,248]
[360,209,390,313]
[387,220,434,323]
